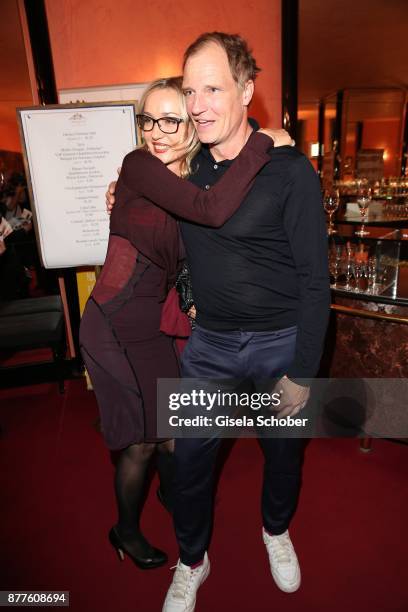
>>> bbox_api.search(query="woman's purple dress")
[80,238,180,450]
[79,133,272,450]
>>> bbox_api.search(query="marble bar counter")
[326,284,408,442]
[328,292,408,378]
[325,225,408,378]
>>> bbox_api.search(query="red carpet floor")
[0,378,407,612]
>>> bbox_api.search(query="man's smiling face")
[182,42,254,153]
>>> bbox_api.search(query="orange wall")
[44,0,282,127]
[299,116,318,153]
[0,108,24,152]
[362,119,401,177]
[0,0,33,152]
[299,116,318,171]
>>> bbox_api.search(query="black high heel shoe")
[108,526,167,570]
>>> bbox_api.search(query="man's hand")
[0,238,6,255]
[258,128,294,147]
[274,376,309,417]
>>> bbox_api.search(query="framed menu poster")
[17,102,138,268]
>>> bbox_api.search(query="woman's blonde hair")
[138,76,200,179]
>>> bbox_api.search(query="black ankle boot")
[109,526,167,569]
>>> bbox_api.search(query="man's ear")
[242,80,254,107]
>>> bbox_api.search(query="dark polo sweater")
[181,124,330,379]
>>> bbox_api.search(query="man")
[108,32,330,612]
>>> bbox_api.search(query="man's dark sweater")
[181,129,330,380]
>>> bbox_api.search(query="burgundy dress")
[79,132,272,450]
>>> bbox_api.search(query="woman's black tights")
[114,439,174,554]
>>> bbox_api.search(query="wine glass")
[367,256,377,293]
[355,185,372,236]
[353,263,363,292]
[329,258,340,287]
[344,257,354,291]
[323,189,340,235]
[329,244,342,287]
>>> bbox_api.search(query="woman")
[80,76,290,570]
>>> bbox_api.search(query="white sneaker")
[262,528,301,593]
[162,552,210,612]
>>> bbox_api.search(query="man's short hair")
[183,32,261,87]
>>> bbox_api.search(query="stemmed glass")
[323,189,340,235]
[344,257,354,290]
[355,185,372,237]
[353,263,363,292]
[329,244,342,287]
[367,256,377,293]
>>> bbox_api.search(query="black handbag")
[175,262,196,328]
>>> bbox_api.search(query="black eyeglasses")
[136,114,184,134]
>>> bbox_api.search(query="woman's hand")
[105,167,121,215]
[258,128,294,147]
[105,181,117,215]
[187,305,196,320]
